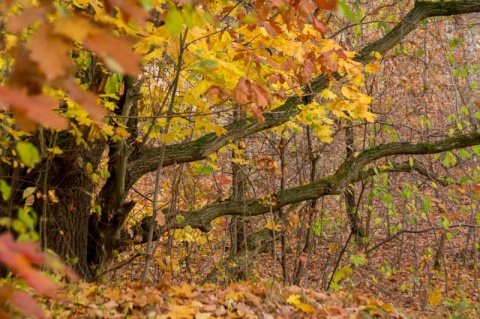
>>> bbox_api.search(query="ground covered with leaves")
[38,280,414,319]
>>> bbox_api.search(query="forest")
[0,0,479,318]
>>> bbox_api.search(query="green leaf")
[165,7,184,37]
[192,166,214,175]
[381,194,391,206]
[176,215,185,223]
[22,187,36,200]
[350,254,365,267]
[333,265,352,282]
[0,179,11,201]
[16,142,40,168]
[138,0,153,10]
[337,1,358,23]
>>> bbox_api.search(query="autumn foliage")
[0,0,480,318]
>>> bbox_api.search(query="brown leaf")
[83,31,141,76]
[26,24,73,81]
[232,77,251,105]
[155,211,166,226]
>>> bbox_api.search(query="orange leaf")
[83,31,141,75]
[27,24,73,81]
[7,6,48,33]
[232,77,251,105]
[313,0,338,11]
[0,86,68,131]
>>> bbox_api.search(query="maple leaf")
[10,290,48,319]
[232,77,251,105]
[0,86,68,131]
[365,61,382,74]
[0,233,60,298]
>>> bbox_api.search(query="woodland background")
[0,0,479,318]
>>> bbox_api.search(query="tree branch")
[161,132,480,232]
[362,159,452,186]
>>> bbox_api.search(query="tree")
[0,0,479,282]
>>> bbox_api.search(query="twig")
[93,253,144,280]
[367,224,480,254]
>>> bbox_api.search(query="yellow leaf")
[365,62,382,74]
[172,283,195,299]
[162,131,177,143]
[332,265,352,282]
[427,289,443,306]
[47,146,63,155]
[225,291,243,301]
[350,73,365,86]
[115,127,131,138]
[286,294,301,305]
[265,220,281,231]
[329,242,339,253]
[167,305,195,319]
[295,302,315,313]
[370,51,382,59]
[320,88,337,100]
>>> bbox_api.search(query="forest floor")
[35,275,479,318]
[31,227,479,319]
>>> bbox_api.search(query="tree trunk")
[36,163,93,279]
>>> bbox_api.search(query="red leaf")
[313,0,338,11]
[11,290,47,319]
[0,233,60,298]
[311,15,328,34]
[0,86,68,131]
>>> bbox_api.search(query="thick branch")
[127,1,480,186]
[161,132,480,232]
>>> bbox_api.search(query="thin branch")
[367,224,480,254]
